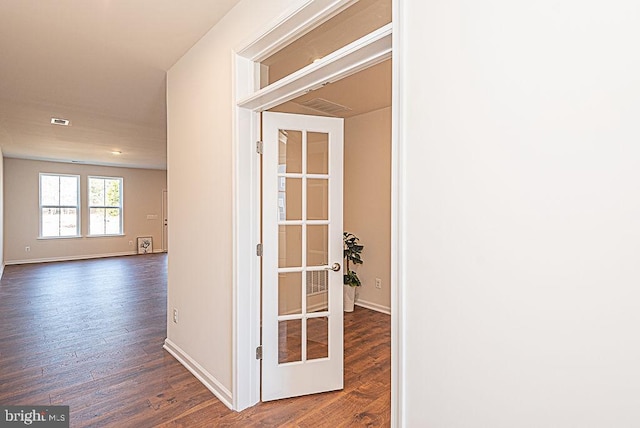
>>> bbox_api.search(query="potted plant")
[343,232,363,312]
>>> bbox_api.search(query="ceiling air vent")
[299,98,351,116]
[51,117,70,126]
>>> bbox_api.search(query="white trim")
[87,175,124,236]
[355,299,391,315]
[236,0,357,61]
[232,54,262,411]
[163,339,233,410]
[0,263,5,279]
[4,251,138,265]
[39,173,81,238]
[237,24,392,112]
[391,0,403,426]
[36,235,83,240]
[281,302,329,315]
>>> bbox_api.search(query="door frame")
[231,1,404,425]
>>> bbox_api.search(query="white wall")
[345,107,391,313]
[400,0,640,426]
[166,0,300,405]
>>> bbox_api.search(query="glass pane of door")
[277,126,331,366]
[307,317,329,360]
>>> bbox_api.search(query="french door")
[261,111,344,401]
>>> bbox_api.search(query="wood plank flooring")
[0,254,390,427]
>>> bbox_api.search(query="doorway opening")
[232,0,398,419]
[263,60,392,405]
[268,59,392,316]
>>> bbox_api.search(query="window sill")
[38,234,127,240]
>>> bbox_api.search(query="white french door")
[261,111,344,401]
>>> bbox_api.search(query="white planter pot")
[343,284,356,312]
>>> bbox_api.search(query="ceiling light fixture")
[111,150,122,155]
[51,117,70,126]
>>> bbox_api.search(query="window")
[40,174,80,237]
[89,176,123,235]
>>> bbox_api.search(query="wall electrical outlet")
[173,308,178,323]
[128,240,133,246]
[25,246,30,252]
[375,278,382,289]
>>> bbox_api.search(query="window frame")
[87,175,124,236]
[39,173,81,239]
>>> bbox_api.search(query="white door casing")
[262,111,344,401]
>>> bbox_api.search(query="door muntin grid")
[277,129,330,364]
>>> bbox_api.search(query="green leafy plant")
[343,232,364,287]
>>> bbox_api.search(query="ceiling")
[0,0,391,171]
[0,0,242,170]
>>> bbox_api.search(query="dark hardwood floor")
[0,254,390,427]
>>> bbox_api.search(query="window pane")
[59,176,78,205]
[284,178,302,221]
[40,174,79,238]
[90,208,105,235]
[105,179,121,206]
[278,130,302,173]
[59,208,78,236]
[307,132,328,174]
[278,225,302,268]
[279,272,302,316]
[41,175,59,205]
[307,317,329,360]
[42,208,60,237]
[89,178,105,206]
[105,208,121,235]
[307,179,328,221]
[279,319,302,364]
[89,177,122,235]
[307,225,328,266]
[307,270,328,313]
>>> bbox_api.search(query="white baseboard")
[0,262,4,279]
[355,299,391,315]
[163,338,233,410]
[4,251,139,265]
